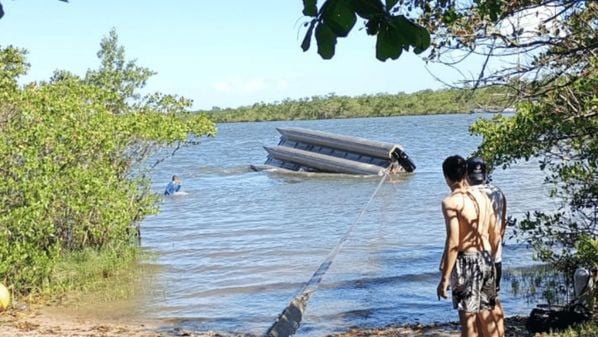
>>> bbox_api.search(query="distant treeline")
[201,87,513,123]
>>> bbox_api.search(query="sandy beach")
[0,306,213,337]
[0,305,532,337]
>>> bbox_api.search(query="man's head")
[442,155,466,185]
[466,157,487,185]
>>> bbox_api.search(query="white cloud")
[204,76,295,108]
[275,79,289,90]
[243,78,266,94]
[497,5,564,41]
[211,76,287,95]
[212,81,233,93]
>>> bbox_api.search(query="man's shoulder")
[441,194,453,205]
[466,185,489,199]
[485,183,505,200]
[486,182,502,191]
[443,190,468,208]
[472,183,504,196]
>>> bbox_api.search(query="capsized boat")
[251,127,415,175]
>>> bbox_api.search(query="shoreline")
[329,316,530,337]
[0,305,532,337]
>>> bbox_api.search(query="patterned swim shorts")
[450,251,497,312]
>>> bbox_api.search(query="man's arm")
[489,192,506,260]
[437,197,460,299]
[500,195,507,238]
[439,243,446,271]
[489,193,508,263]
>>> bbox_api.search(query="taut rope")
[265,172,390,337]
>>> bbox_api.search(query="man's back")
[443,187,497,254]
[471,183,505,226]
[470,183,505,260]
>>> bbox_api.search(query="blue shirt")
[164,181,181,195]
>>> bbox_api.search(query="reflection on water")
[131,115,557,336]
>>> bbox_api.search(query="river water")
[138,114,553,336]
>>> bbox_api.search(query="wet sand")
[0,305,214,337]
[329,316,531,337]
[0,306,531,337]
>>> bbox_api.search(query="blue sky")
[1,0,483,110]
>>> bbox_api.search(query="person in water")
[437,155,502,337]
[466,156,506,337]
[164,175,182,195]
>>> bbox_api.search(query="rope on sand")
[265,172,390,337]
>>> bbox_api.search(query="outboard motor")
[393,148,416,172]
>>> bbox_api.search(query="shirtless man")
[437,155,501,337]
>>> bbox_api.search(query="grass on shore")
[543,321,598,337]
[31,244,157,306]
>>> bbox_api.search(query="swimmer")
[164,175,182,195]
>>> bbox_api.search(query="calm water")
[138,114,553,336]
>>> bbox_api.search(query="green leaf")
[321,0,356,38]
[301,20,317,52]
[353,0,384,20]
[442,8,459,24]
[302,0,318,17]
[385,0,399,11]
[390,15,430,54]
[365,16,381,35]
[315,22,337,59]
[489,0,501,21]
[376,20,404,61]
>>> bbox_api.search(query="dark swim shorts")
[450,251,497,312]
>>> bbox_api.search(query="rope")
[265,172,390,337]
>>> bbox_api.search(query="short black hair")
[442,155,466,182]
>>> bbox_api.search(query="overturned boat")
[251,127,415,175]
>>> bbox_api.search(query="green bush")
[0,30,215,296]
[203,87,513,123]
[545,321,598,337]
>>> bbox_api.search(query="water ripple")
[140,116,554,336]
